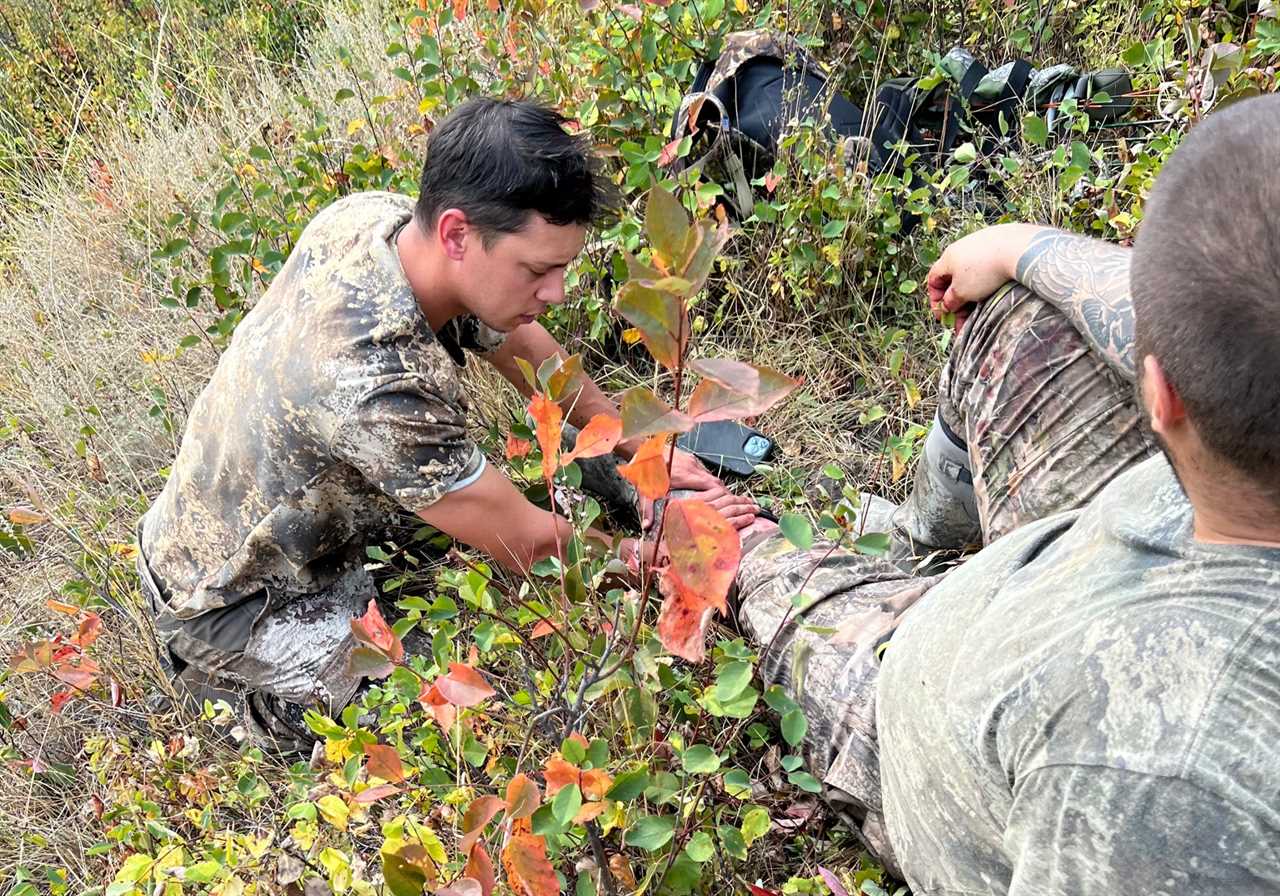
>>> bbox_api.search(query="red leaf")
[686,358,801,423]
[528,393,563,481]
[417,681,458,730]
[662,499,740,615]
[466,844,496,896]
[52,656,99,691]
[438,879,483,896]
[364,742,406,783]
[657,137,683,168]
[619,387,694,441]
[619,435,671,501]
[73,613,101,648]
[353,783,401,804]
[452,0,467,18]
[543,756,580,797]
[656,576,717,662]
[110,678,123,707]
[350,599,403,663]
[506,432,532,460]
[562,414,622,465]
[435,663,496,707]
[818,867,850,896]
[748,887,781,896]
[763,172,781,194]
[502,831,559,896]
[461,795,507,855]
[505,773,541,820]
[50,690,75,714]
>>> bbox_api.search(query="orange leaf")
[353,783,401,804]
[662,499,740,615]
[364,742,406,783]
[452,0,467,18]
[417,681,458,730]
[45,599,79,616]
[618,435,671,501]
[461,795,507,855]
[351,599,403,663]
[7,507,45,526]
[528,393,563,480]
[505,773,541,820]
[72,613,101,649]
[686,358,801,423]
[580,768,613,800]
[543,756,580,797]
[435,663,497,707]
[530,620,558,639]
[657,137,683,168]
[466,843,496,896]
[656,575,717,663]
[506,432,532,460]
[502,831,559,896]
[764,172,781,194]
[574,801,609,824]
[562,414,622,465]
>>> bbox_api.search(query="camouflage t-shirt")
[878,454,1280,894]
[140,191,504,619]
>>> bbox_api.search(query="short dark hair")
[1132,94,1280,497]
[415,98,619,241]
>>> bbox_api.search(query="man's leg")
[895,283,1154,551]
[140,553,369,755]
[735,525,941,873]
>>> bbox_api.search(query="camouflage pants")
[737,283,1153,870]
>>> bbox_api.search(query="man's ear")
[435,208,470,262]
[1141,354,1187,437]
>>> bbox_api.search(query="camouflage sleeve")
[329,375,485,512]
[1003,765,1279,893]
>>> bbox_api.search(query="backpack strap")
[672,92,756,214]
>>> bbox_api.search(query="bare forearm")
[1014,229,1137,382]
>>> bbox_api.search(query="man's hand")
[926,223,1043,332]
[640,448,758,531]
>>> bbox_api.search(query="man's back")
[879,455,1280,894]
[140,191,493,620]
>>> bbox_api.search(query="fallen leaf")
[435,663,497,707]
[7,507,45,526]
[50,690,75,714]
[45,599,79,616]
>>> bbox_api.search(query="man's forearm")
[1013,229,1137,383]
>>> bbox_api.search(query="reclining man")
[136,98,756,751]
[737,94,1280,892]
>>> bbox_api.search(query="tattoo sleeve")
[1014,229,1137,382]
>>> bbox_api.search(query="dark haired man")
[737,95,1280,891]
[137,98,754,750]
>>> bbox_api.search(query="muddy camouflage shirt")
[879,455,1280,894]
[140,191,504,618]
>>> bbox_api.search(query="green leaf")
[722,768,752,799]
[561,736,587,766]
[763,684,798,715]
[184,861,222,883]
[645,185,691,270]
[741,806,771,845]
[898,279,918,295]
[607,769,649,802]
[953,141,976,164]
[779,513,813,550]
[788,770,824,793]
[1022,113,1048,147]
[685,830,714,862]
[853,532,891,556]
[625,814,676,851]
[552,783,583,827]
[614,282,686,371]
[681,744,721,775]
[151,238,190,260]
[619,386,694,440]
[714,660,753,702]
[717,824,747,860]
[781,708,808,746]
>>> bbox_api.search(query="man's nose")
[537,271,567,306]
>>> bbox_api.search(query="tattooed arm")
[927,223,1137,382]
[1014,229,1136,382]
